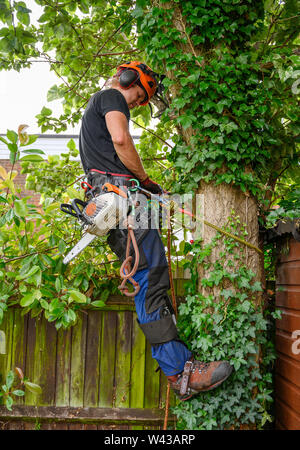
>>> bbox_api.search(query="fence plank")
[84,310,102,407]
[24,315,37,406]
[0,308,14,383]
[39,318,57,406]
[11,309,27,371]
[55,328,72,406]
[11,309,28,406]
[0,405,172,424]
[98,311,117,407]
[24,316,57,406]
[130,313,146,409]
[144,341,160,408]
[114,311,132,408]
[70,312,87,407]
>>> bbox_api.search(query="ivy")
[134,0,299,204]
[131,2,299,428]
[173,217,278,429]
[0,0,299,430]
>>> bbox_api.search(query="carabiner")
[128,178,140,192]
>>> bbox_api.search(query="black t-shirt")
[79,89,133,176]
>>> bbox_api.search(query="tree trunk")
[153,0,265,304]
[197,181,264,304]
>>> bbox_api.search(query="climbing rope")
[118,218,141,297]
[163,206,178,430]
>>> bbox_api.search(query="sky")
[0,63,75,135]
[0,0,80,135]
[0,1,143,137]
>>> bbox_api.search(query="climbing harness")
[60,176,262,296]
[117,194,141,297]
[60,179,142,296]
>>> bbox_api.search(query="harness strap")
[179,361,193,396]
[89,169,132,178]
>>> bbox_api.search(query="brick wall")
[0,159,41,206]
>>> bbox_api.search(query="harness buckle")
[180,360,193,396]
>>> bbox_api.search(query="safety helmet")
[116,61,159,106]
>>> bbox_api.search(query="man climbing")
[79,61,233,400]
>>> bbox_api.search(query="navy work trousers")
[130,228,192,376]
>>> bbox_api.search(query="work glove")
[140,177,164,195]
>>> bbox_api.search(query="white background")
[0,0,79,135]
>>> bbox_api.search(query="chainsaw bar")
[63,233,96,264]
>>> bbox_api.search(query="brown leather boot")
[167,360,233,401]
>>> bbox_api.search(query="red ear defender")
[118,69,140,89]
[116,61,159,105]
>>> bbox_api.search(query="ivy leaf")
[220,289,233,300]
[178,115,194,129]
[238,277,251,289]
[251,281,263,292]
[239,300,251,313]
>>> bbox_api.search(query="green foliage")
[1,0,299,431]
[0,130,121,330]
[0,0,139,132]
[0,367,41,411]
[173,215,278,429]
[132,1,299,429]
[265,186,300,227]
[134,0,299,212]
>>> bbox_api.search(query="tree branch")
[92,48,141,58]
[176,12,202,68]
[131,119,173,149]
[66,18,134,95]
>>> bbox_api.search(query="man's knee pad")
[137,298,178,345]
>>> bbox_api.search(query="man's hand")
[140,177,164,194]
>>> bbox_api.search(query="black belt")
[89,169,132,178]
[87,169,135,188]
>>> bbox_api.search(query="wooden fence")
[0,278,187,430]
[275,236,300,430]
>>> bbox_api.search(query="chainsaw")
[60,182,129,264]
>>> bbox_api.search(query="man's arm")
[105,110,148,181]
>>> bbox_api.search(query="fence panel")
[0,283,188,429]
